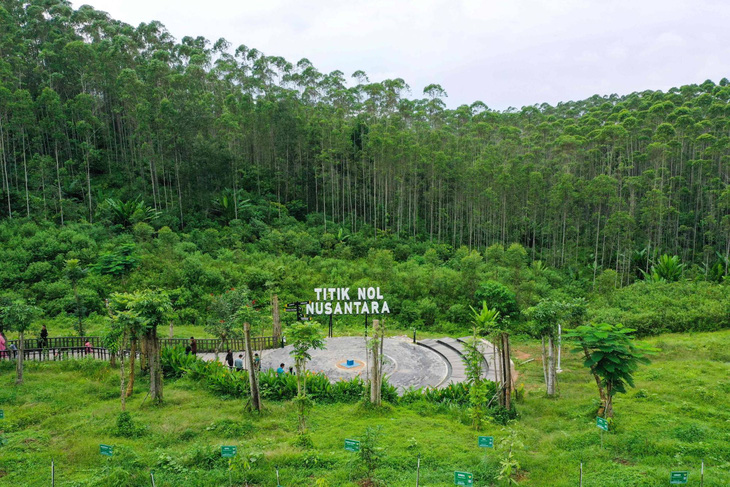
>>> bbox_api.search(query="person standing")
[253,353,261,372]
[234,354,244,372]
[190,337,197,356]
[276,363,285,376]
[39,324,49,349]
[0,330,6,359]
[225,349,234,370]
[84,340,92,355]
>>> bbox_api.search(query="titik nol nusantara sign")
[305,287,390,316]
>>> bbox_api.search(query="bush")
[114,411,145,438]
[590,281,730,335]
[161,346,201,378]
[474,280,519,321]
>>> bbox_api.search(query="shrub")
[114,412,145,438]
[474,280,519,321]
[161,346,201,378]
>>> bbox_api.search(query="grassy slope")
[1,331,729,486]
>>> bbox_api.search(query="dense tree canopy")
[0,1,729,341]
[0,0,728,285]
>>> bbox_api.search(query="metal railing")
[1,335,282,361]
[0,347,111,361]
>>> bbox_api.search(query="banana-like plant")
[641,254,683,282]
[104,197,159,228]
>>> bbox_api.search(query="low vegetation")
[1,330,728,486]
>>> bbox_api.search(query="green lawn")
[1,330,729,486]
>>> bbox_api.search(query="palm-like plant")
[105,197,159,228]
[212,188,251,221]
[642,254,683,282]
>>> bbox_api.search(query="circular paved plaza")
[260,336,448,389]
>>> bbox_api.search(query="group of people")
[0,330,15,358]
[224,349,262,372]
[0,325,95,359]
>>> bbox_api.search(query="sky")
[74,0,730,110]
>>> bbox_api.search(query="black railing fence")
[1,335,281,362]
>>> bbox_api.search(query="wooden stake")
[370,319,381,405]
[243,322,261,411]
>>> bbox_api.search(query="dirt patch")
[513,349,532,361]
[614,457,634,466]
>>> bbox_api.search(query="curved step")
[459,337,506,383]
[417,339,453,387]
[455,337,493,380]
[418,338,466,387]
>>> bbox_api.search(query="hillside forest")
[0,0,729,337]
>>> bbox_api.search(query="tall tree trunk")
[546,335,556,396]
[139,336,148,372]
[21,131,29,217]
[148,327,163,405]
[582,345,606,411]
[16,331,25,384]
[370,319,382,406]
[126,338,137,397]
[120,334,126,412]
[243,322,261,411]
[501,332,512,410]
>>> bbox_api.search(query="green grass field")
[1,330,729,486]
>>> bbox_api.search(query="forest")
[1,1,730,485]
[0,1,729,337]
[1,0,730,289]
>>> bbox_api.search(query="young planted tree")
[111,290,172,405]
[565,323,654,418]
[465,303,500,428]
[134,290,172,405]
[104,304,142,412]
[287,322,326,432]
[472,281,519,410]
[525,300,563,397]
[0,299,40,384]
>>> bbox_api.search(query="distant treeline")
[1,1,729,285]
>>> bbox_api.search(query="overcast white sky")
[74,0,730,110]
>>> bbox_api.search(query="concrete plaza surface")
[260,336,448,390]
